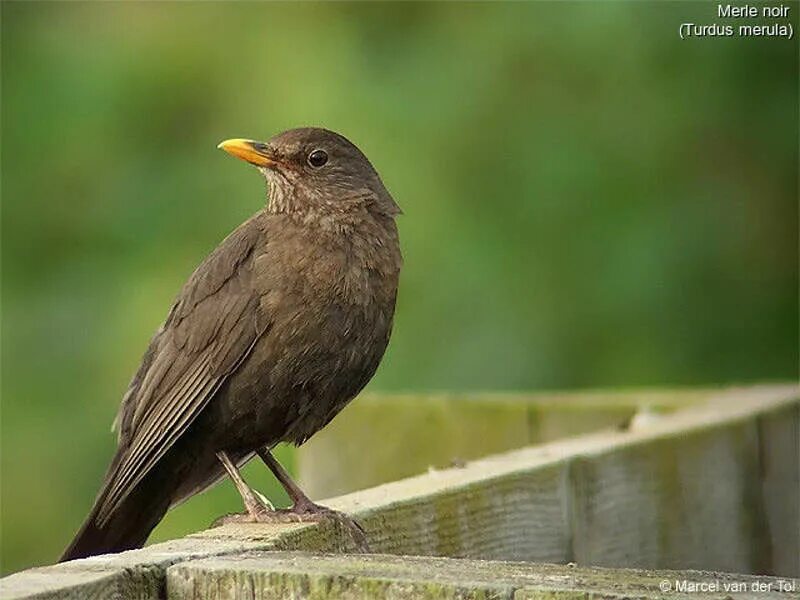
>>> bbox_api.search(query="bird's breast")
[256,218,399,311]
[209,216,400,449]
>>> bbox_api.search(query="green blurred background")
[1,1,797,575]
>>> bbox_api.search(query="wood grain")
[166,551,800,600]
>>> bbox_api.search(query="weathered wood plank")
[209,384,798,573]
[190,457,572,564]
[304,385,796,573]
[298,388,725,499]
[166,551,800,600]
[3,384,797,599]
[0,565,158,600]
[758,402,800,576]
[566,385,799,575]
[0,537,303,600]
[570,416,769,572]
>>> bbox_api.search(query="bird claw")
[286,501,370,553]
[210,501,370,552]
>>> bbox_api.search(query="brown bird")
[61,128,402,561]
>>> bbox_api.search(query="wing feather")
[97,216,267,524]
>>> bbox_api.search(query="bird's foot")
[212,499,369,552]
[287,499,371,552]
[284,499,370,552]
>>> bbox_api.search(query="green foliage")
[1,1,797,575]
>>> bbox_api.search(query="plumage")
[62,128,401,560]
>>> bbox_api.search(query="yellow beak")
[217,138,277,168]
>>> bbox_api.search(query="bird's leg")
[212,449,368,550]
[255,448,319,513]
[216,451,274,519]
[256,448,370,551]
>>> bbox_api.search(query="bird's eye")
[307,149,328,168]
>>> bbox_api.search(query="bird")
[61,127,402,561]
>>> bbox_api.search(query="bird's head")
[218,128,400,220]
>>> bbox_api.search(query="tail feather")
[61,429,235,562]
[60,478,171,562]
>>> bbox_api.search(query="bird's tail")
[60,476,171,562]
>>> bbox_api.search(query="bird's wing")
[97,216,268,525]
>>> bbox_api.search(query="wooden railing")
[2,384,798,599]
